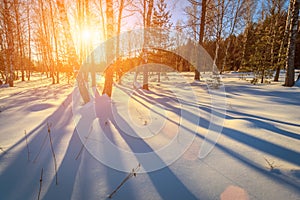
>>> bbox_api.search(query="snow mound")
[295,79,300,87]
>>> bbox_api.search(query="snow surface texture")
[0,73,300,200]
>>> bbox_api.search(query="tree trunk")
[141,0,153,90]
[213,0,225,73]
[3,0,14,87]
[220,0,242,74]
[27,1,31,82]
[57,0,90,102]
[194,0,207,81]
[102,0,114,97]
[274,65,281,82]
[261,68,265,83]
[49,0,59,84]
[116,0,124,84]
[284,0,299,87]
[142,0,154,90]
[273,2,285,82]
[13,0,24,82]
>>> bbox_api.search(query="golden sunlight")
[81,29,92,42]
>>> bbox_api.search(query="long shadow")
[116,83,200,111]
[102,94,198,199]
[95,88,197,199]
[0,83,71,112]
[0,93,74,200]
[115,84,202,127]
[94,90,138,199]
[115,85,300,194]
[197,131,300,193]
[227,109,300,128]
[0,91,73,160]
[197,105,300,166]
[225,84,300,105]
[199,105,300,140]
[118,84,300,167]
[222,125,300,166]
[42,129,82,200]
[234,116,300,140]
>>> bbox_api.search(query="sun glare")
[81,29,91,42]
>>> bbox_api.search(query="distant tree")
[284,0,299,87]
[240,0,256,70]
[249,21,273,83]
[236,0,288,84]
[196,0,235,73]
[138,0,154,90]
[268,0,287,82]
[194,0,207,80]
[152,0,172,82]
[152,0,172,38]
[224,34,243,71]
[220,0,244,74]
[184,0,206,80]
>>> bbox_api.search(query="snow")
[295,79,300,87]
[0,72,300,200]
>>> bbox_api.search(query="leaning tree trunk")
[284,0,299,87]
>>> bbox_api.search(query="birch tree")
[56,0,90,103]
[220,0,244,74]
[3,0,15,86]
[102,0,115,96]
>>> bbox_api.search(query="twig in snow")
[24,130,30,161]
[47,122,58,185]
[264,157,276,170]
[75,125,93,160]
[0,147,6,154]
[37,168,43,200]
[108,163,141,199]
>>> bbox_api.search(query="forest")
[0,0,299,91]
[1,1,300,199]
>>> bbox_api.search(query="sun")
[81,29,92,42]
[71,26,103,55]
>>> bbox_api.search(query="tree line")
[0,0,299,93]
[185,0,300,86]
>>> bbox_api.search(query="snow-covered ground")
[0,72,299,200]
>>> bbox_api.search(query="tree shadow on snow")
[93,89,198,200]
[0,93,75,200]
[114,84,300,197]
